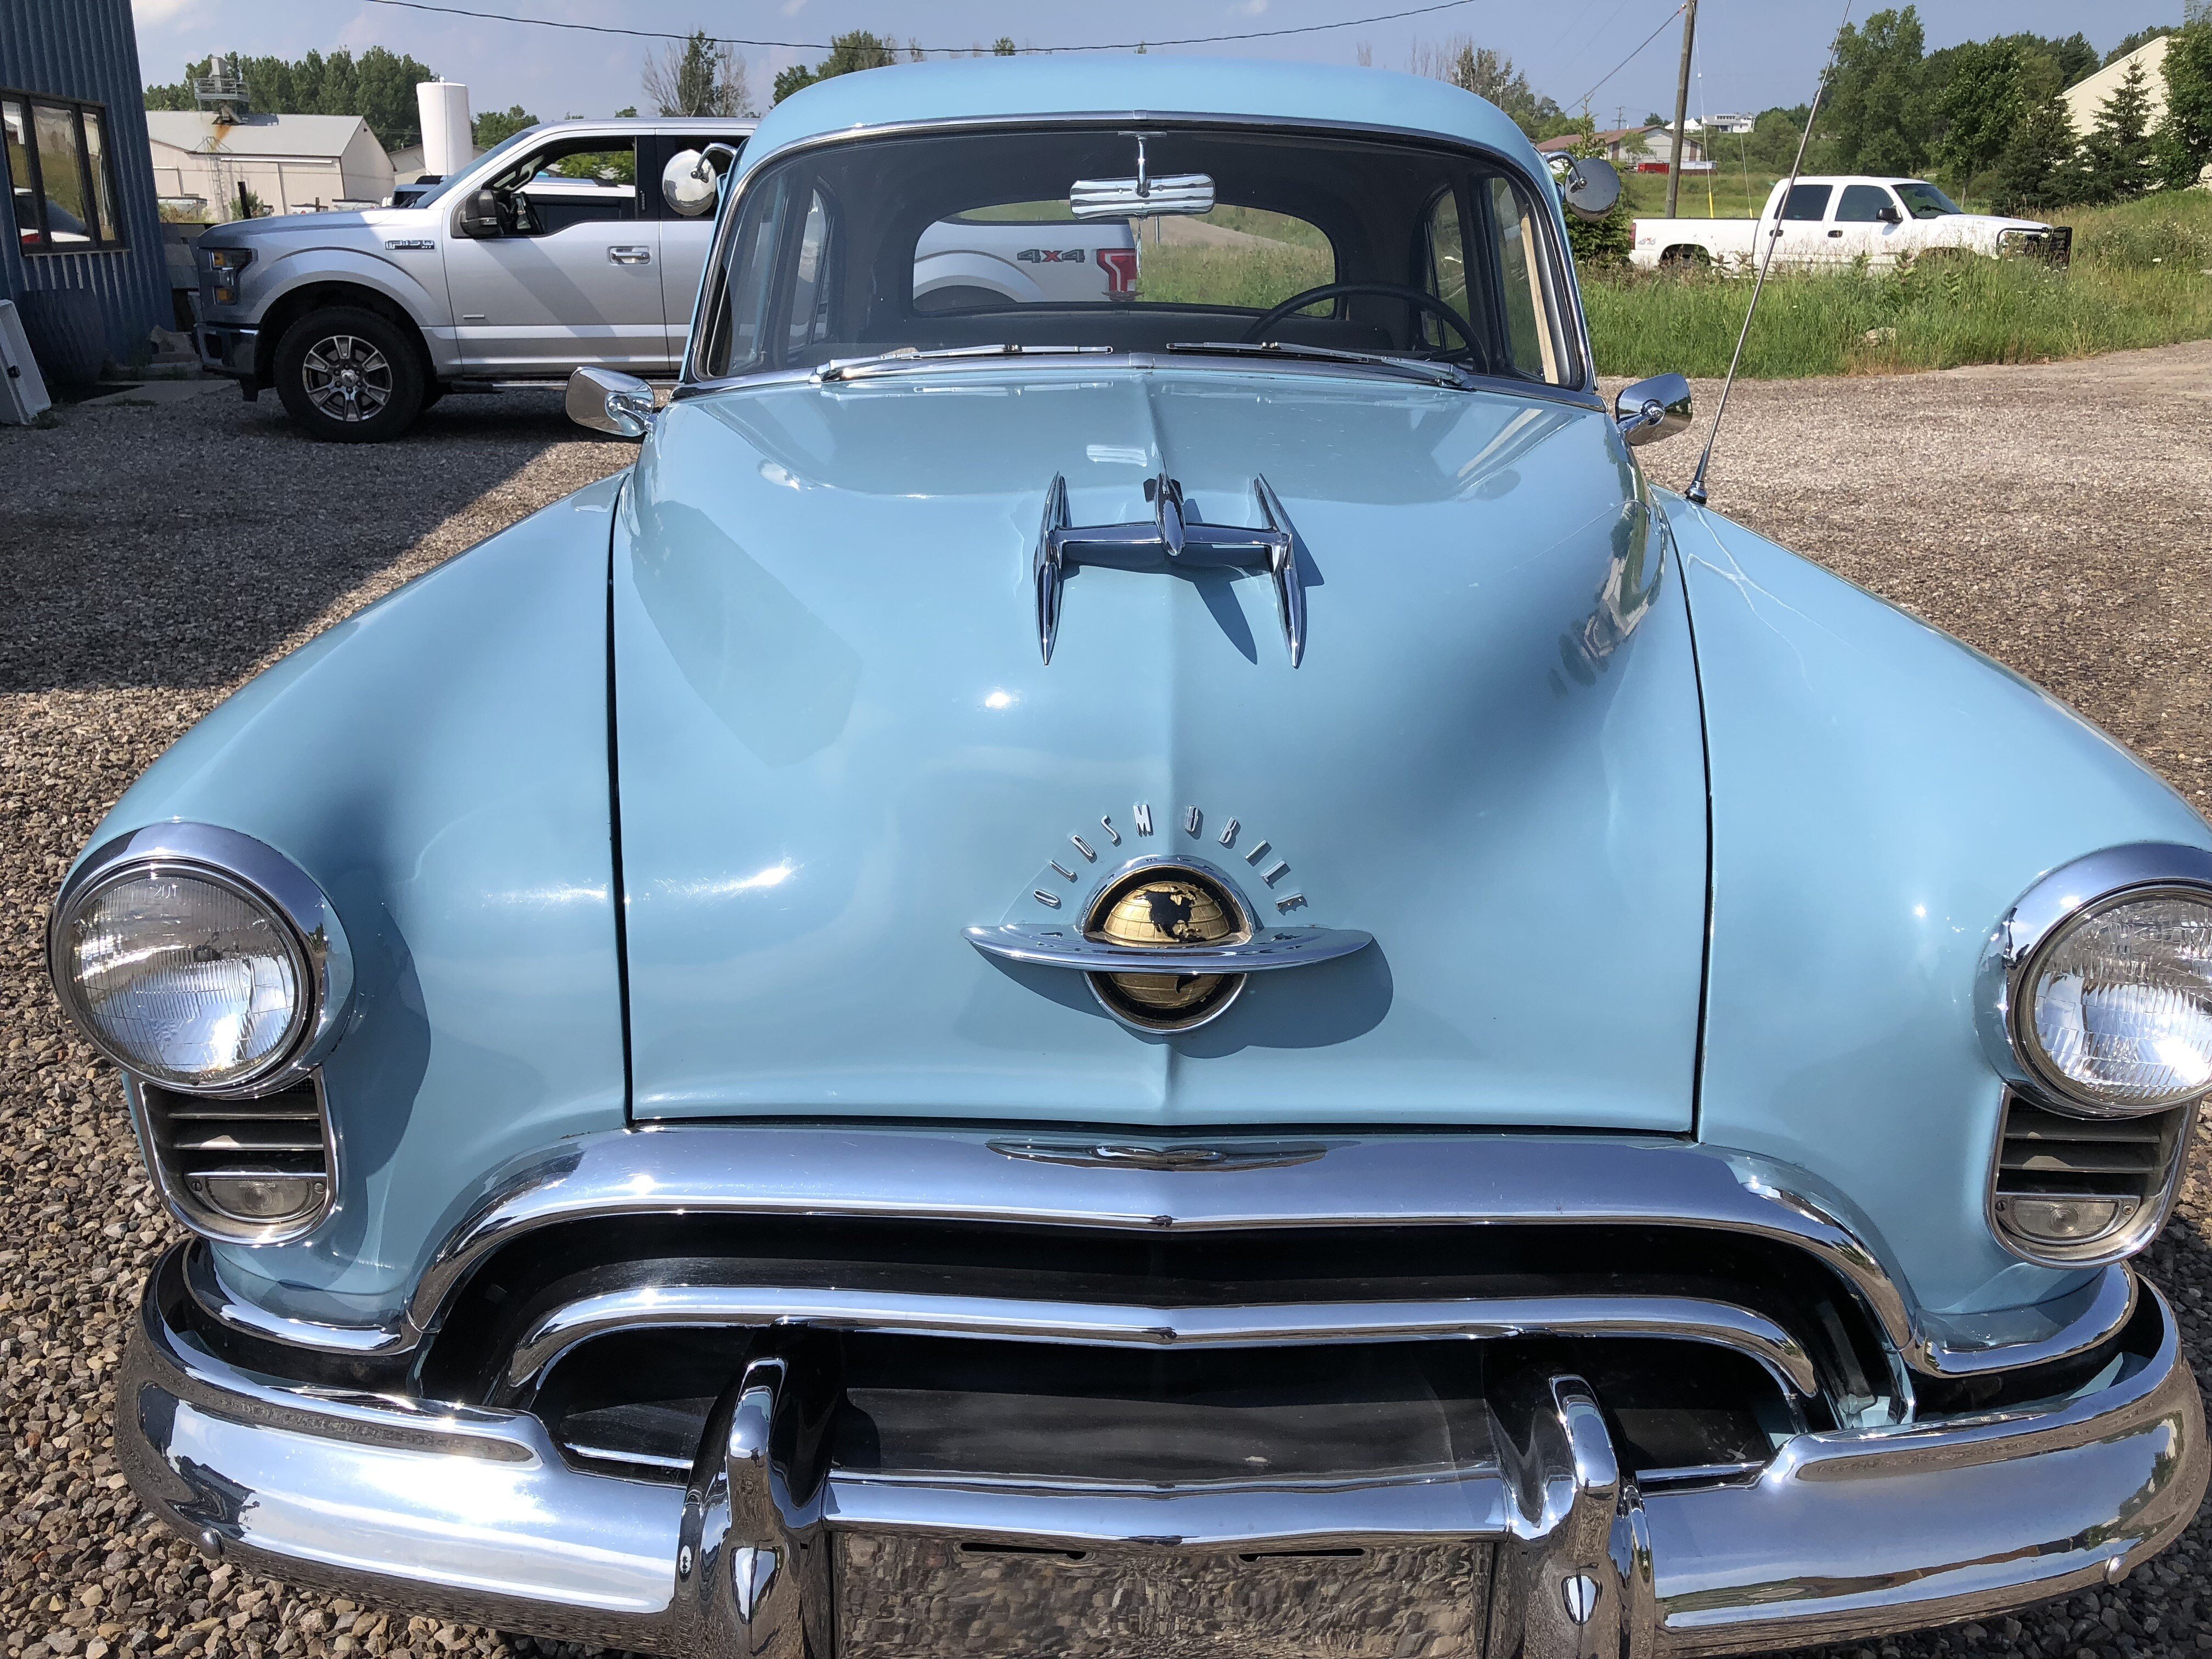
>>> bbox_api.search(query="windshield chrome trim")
[669,353,1606,411]
[680,111,1594,395]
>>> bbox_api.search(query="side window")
[495,139,638,234]
[1779,184,1832,222]
[785,189,837,354]
[4,94,124,252]
[2,100,32,251]
[1421,187,1469,349]
[1486,177,1556,381]
[1835,184,1893,223]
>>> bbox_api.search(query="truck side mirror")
[1878,205,1903,225]
[456,188,503,239]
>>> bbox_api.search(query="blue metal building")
[1,0,170,382]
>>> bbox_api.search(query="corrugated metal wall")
[0,0,172,375]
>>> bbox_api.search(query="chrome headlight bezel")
[48,823,354,1097]
[1980,843,2212,1119]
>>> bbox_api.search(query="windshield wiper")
[816,343,1113,383]
[1165,340,1474,390]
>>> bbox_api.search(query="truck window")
[1894,182,1962,219]
[1835,184,1895,223]
[482,137,640,234]
[1778,184,1833,221]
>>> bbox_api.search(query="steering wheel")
[1239,281,1479,352]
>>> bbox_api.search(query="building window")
[3,91,126,253]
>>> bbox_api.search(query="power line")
[352,0,1497,54]
[1568,3,1686,111]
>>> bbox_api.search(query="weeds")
[1587,191,2212,377]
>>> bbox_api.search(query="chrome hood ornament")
[1036,472,1306,667]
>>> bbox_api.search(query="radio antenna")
[1684,2,1853,506]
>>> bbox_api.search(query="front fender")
[1676,498,2210,1317]
[78,477,629,1314]
[246,241,452,330]
[910,248,1046,304]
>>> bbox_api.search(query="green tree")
[642,30,754,117]
[146,48,435,148]
[1991,86,2079,215]
[1822,8,1931,175]
[471,105,538,148]
[2077,59,2159,203]
[1408,37,1565,142]
[2159,3,2212,189]
[993,37,1018,56]
[1931,37,2022,188]
[772,30,899,103]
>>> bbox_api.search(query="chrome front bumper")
[119,1247,2204,1659]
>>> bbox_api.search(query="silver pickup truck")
[196,119,1141,442]
[194,118,755,441]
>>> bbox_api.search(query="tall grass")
[1138,240,1334,311]
[1587,192,2212,379]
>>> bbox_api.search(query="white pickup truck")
[1630,176,2070,272]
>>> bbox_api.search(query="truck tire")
[1658,245,1711,270]
[272,307,426,442]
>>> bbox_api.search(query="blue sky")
[128,0,2175,131]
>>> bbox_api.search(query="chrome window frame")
[678,112,1596,398]
[48,822,356,1099]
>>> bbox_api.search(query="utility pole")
[1666,0,1699,218]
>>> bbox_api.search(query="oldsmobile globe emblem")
[1087,864,1248,1029]
[962,804,1375,1035]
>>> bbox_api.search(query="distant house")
[2,0,171,381]
[1536,127,1707,170]
[2062,37,2169,140]
[145,109,396,218]
[1684,113,1755,136]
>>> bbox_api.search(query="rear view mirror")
[662,150,716,218]
[1071,134,1214,221]
[1072,172,1215,220]
[1547,155,1622,224]
[456,187,503,238]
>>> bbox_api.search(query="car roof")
[735,56,1538,180]
[524,117,759,138]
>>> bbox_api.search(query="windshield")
[405,125,545,209]
[691,126,1579,388]
[1895,182,1961,219]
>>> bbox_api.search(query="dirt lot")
[4,349,2212,1659]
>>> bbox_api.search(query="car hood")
[611,366,1709,1129]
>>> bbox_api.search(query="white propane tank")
[416,80,472,178]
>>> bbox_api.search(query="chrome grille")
[1990,1092,2188,1263]
[138,1076,332,1241]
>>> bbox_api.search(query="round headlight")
[60,866,309,1089]
[2016,888,2212,1113]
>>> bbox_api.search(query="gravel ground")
[4,351,2212,1659]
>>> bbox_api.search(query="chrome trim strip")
[502,1285,1821,1399]
[50,822,356,1099]
[682,111,1594,395]
[964,919,1373,974]
[174,1131,2138,1387]
[119,1248,2207,1659]
[184,1239,406,1354]
[1977,842,2212,1118]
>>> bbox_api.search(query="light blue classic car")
[53,55,2211,1659]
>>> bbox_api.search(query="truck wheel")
[272,307,425,442]
[1659,246,1711,270]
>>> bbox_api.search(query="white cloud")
[781,0,809,14]
[1234,0,1269,13]
[132,0,203,24]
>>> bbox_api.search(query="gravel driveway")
[4,351,2212,1659]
